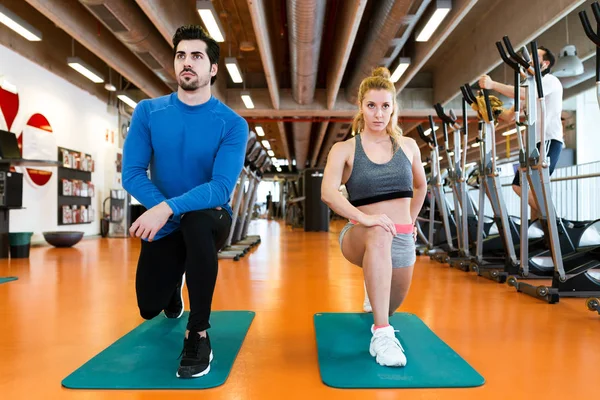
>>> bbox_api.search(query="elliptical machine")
[579,1,600,314]
[416,119,457,261]
[500,37,600,304]
[459,85,519,284]
[433,101,477,270]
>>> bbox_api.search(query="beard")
[178,68,211,91]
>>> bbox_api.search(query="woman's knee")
[365,226,393,248]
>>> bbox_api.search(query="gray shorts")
[338,222,416,268]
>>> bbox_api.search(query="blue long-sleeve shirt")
[122,93,248,240]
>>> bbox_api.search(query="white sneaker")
[363,283,372,313]
[369,325,407,367]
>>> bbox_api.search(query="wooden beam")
[0,0,110,104]
[394,0,477,94]
[326,0,367,109]
[248,0,280,110]
[24,0,171,99]
[310,122,330,168]
[227,88,479,118]
[564,75,597,99]
[432,0,587,106]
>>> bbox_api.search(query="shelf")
[58,197,91,206]
[58,146,94,173]
[58,221,93,226]
[57,146,95,226]
[0,159,61,168]
[58,168,91,181]
[59,165,92,172]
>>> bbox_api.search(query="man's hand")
[129,202,173,242]
[479,75,495,90]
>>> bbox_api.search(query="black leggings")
[512,139,563,186]
[135,208,231,332]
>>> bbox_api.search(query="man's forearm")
[122,168,168,210]
[490,82,514,98]
[492,82,526,101]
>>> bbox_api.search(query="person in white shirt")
[479,46,563,220]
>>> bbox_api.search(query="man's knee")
[181,210,213,227]
[180,210,216,238]
[140,309,161,320]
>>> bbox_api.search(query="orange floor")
[1,219,599,399]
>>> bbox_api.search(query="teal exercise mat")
[313,312,485,389]
[62,311,254,390]
[0,277,17,284]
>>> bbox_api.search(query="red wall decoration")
[0,84,53,186]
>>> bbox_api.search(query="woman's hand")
[358,213,397,236]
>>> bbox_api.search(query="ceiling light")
[0,4,42,42]
[104,83,116,92]
[261,140,271,149]
[553,45,585,77]
[390,58,411,82]
[471,142,480,148]
[255,126,265,137]
[116,92,138,109]
[241,91,254,109]
[422,161,428,166]
[225,57,243,83]
[196,0,225,42]
[267,150,275,157]
[67,57,104,83]
[271,157,278,163]
[415,0,452,42]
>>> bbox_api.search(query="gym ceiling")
[0,0,594,173]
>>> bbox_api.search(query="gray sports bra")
[344,134,413,207]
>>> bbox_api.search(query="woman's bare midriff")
[355,198,413,225]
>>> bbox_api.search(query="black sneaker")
[164,275,185,319]
[176,332,213,378]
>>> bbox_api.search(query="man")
[122,25,248,379]
[479,46,563,220]
[266,191,272,218]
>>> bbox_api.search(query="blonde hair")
[351,67,402,147]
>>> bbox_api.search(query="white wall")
[0,44,120,244]
[575,86,600,165]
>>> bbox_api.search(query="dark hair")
[172,25,220,85]
[538,46,555,76]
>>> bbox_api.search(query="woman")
[321,67,427,367]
